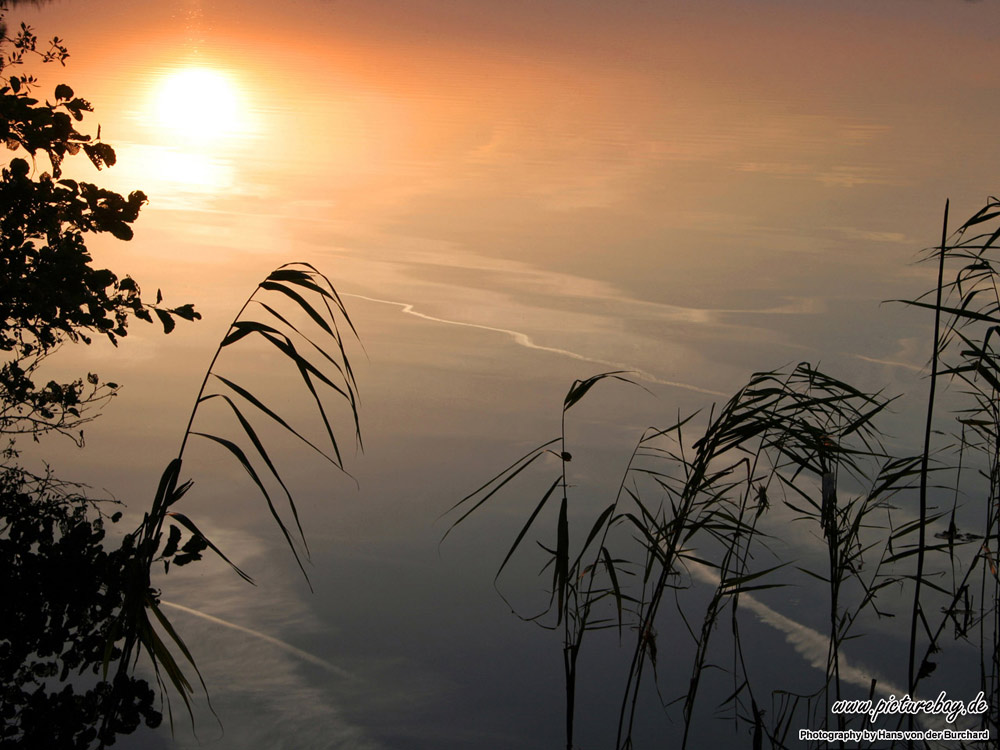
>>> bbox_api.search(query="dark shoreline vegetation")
[2,8,1000,750]
[0,12,362,747]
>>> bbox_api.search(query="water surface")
[9,0,1000,746]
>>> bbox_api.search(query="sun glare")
[155,68,244,141]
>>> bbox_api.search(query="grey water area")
[21,238,978,750]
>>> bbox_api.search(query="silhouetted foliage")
[0,4,197,451]
[0,467,161,748]
[1,8,363,746]
[0,7,195,746]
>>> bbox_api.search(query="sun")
[155,68,244,141]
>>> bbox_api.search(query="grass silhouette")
[448,197,1000,749]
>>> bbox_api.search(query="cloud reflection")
[688,563,907,699]
[160,601,356,680]
[147,531,383,750]
[346,292,729,397]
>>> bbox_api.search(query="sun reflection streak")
[153,67,249,142]
[114,63,264,205]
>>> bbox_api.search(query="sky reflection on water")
[8,0,1000,746]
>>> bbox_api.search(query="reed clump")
[449,197,1000,749]
[102,263,362,734]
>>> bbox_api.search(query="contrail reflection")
[160,600,355,680]
[346,293,728,397]
[687,564,905,698]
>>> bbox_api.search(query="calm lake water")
[9,0,1000,747]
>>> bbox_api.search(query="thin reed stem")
[175,289,258,461]
[909,199,949,700]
